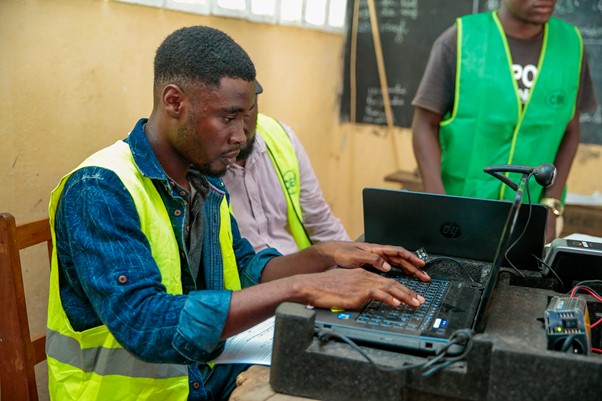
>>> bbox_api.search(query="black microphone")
[483,163,557,191]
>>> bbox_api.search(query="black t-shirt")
[412,24,597,115]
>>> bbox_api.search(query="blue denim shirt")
[54,118,281,400]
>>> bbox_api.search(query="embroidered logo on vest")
[283,170,297,195]
[546,90,567,109]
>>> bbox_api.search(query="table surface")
[230,365,317,401]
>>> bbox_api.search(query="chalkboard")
[340,0,602,145]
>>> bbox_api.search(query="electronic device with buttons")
[544,296,591,355]
[543,238,602,289]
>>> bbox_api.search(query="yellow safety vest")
[47,140,240,400]
[256,114,311,249]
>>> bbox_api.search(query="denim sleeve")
[56,167,231,364]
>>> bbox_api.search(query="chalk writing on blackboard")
[363,84,408,124]
[339,0,474,128]
[356,1,414,43]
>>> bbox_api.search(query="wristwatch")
[540,197,564,217]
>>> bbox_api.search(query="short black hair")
[153,26,256,96]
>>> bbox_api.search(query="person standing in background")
[411,0,597,243]
[223,88,350,254]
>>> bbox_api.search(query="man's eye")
[223,116,235,123]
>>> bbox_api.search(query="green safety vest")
[256,114,312,249]
[47,140,240,401]
[440,12,582,202]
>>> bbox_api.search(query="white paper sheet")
[210,316,274,365]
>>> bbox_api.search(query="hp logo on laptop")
[440,222,462,239]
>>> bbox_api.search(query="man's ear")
[162,84,186,119]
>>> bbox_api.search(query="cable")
[316,331,425,372]
[316,328,474,376]
[560,334,576,353]
[421,329,474,377]
[502,176,535,279]
[427,257,477,283]
[569,286,602,302]
[574,279,602,286]
[416,248,477,283]
[567,280,602,355]
[499,267,528,278]
[569,281,602,301]
[533,254,564,288]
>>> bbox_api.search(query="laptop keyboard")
[356,276,450,332]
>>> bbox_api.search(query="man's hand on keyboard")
[323,242,430,282]
[291,267,427,310]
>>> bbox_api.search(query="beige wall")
[0,0,345,224]
[1,1,600,399]
[2,0,601,246]
[0,1,342,399]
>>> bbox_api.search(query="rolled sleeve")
[173,290,232,362]
[240,248,282,287]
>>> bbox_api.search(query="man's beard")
[196,162,223,178]
[176,117,228,178]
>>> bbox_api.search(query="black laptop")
[313,183,546,354]
[362,188,547,271]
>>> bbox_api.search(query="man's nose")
[232,119,247,145]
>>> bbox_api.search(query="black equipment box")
[270,273,602,401]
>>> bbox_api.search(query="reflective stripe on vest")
[256,113,311,249]
[440,12,582,202]
[47,140,188,400]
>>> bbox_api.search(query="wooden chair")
[0,213,52,401]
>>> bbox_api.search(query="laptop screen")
[363,188,547,271]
